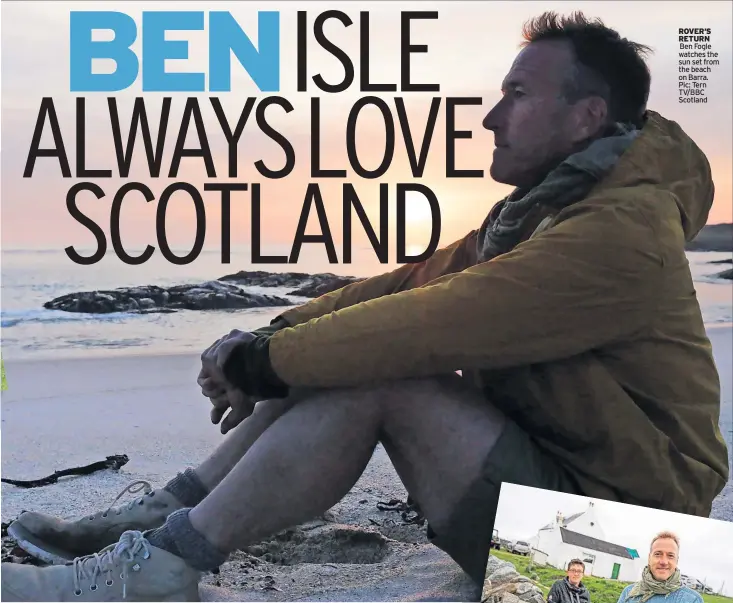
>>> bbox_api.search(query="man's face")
[483,40,587,188]
[567,564,584,586]
[649,538,679,581]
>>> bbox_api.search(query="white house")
[526,502,643,582]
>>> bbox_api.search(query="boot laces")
[88,480,154,520]
[72,530,150,599]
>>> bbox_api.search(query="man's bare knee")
[373,374,503,419]
[278,375,502,438]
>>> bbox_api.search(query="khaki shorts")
[425,419,582,586]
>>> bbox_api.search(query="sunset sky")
[1,1,731,259]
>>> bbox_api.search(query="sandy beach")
[0,350,479,601]
[1,326,731,601]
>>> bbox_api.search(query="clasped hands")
[197,329,259,435]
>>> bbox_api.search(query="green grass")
[488,550,732,603]
[1,356,6,391]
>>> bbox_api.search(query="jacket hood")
[597,110,715,241]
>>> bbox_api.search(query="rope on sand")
[1,454,129,488]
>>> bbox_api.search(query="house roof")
[560,528,634,559]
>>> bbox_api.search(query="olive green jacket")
[269,111,729,516]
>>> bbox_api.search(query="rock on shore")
[43,281,293,314]
[43,271,366,314]
[686,223,733,252]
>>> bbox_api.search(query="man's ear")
[570,96,608,142]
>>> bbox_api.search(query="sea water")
[1,248,730,361]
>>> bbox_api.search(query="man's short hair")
[568,559,585,571]
[520,11,652,127]
[650,531,680,551]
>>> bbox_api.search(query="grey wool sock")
[146,508,229,571]
[163,468,209,508]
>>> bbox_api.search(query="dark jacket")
[548,577,591,603]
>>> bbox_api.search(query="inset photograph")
[482,484,733,603]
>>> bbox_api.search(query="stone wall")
[482,555,546,603]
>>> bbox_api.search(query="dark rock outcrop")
[218,271,365,297]
[44,271,368,315]
[716,268,733,280]
[44,281,293,314]
[686,223,733,252]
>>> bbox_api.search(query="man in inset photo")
[547,558,591,603]
[617,532,702,603]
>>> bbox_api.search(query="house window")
[582,553,596,565]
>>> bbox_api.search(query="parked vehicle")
[491,529,501,550]
[511,540,531,556]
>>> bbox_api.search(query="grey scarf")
[477,122,640,263]
[629,566,682,603]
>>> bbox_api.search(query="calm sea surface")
[1,248,731,361]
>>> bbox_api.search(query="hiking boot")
[7,481,185,565]
[1,530,201,602]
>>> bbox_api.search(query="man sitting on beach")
[616,532,702,603]
[3,11,729,602]
[547,559,591,603]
